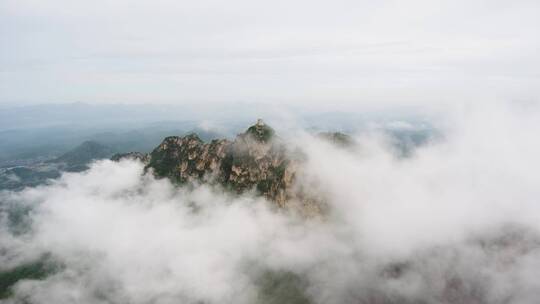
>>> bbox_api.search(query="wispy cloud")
[1,103,540,303]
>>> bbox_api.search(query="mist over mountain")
[1,103,539,303]
[2,0,539,301]
[0,103,432,166]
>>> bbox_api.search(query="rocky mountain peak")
[114,120,324,213]
[138,120,294,206]
[243,119,275,143]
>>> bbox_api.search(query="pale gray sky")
[1,0,539,109]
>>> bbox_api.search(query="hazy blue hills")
[0,140,112,191]
[50,141,114,169]
[0,127,227,191]
[0,103,436,192]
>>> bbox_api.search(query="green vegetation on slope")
[0,257,59,299]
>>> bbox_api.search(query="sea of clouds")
[1,103,540,303]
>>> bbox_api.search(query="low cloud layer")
[1,103,540,303]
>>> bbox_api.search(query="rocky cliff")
[144,120,301,207]
[114,120,341,212]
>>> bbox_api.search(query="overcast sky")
[1,0,539,110]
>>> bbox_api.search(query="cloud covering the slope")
[1,103,540,303]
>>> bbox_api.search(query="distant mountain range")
[0,103,434,167]
[0,141,113,191]
[0,119,435,193]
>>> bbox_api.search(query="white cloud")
[1,103,540,303]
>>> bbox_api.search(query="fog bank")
[1,104,540,303]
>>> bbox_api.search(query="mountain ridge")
[114,120,337,211]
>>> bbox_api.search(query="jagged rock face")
[226,131,294,207]
[145,122,300,207]
[111,152,150,163]
[147,134,231,184]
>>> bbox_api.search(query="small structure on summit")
[245,119,275,142]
